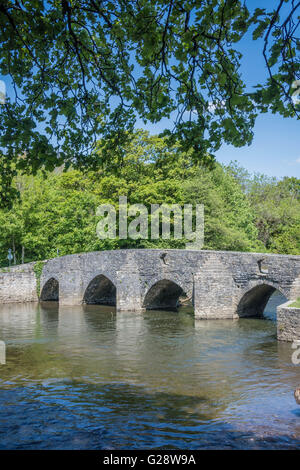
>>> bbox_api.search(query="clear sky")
[1,0,299,179]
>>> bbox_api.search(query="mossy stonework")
[0,249,300,341]
[33,261,46,298]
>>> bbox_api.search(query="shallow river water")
[0,292,299,450]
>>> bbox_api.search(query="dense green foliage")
[0,132,298,266]
[0,1,299,203]
[227,162,300,254]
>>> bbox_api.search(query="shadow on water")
[0,291,299,450]
[0,382,299,450]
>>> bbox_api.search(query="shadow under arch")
[143,279,190,311]
[83,274,116,306]
[237,283,287,318]
[40,277,59,302]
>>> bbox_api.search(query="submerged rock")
[294,388,300,405]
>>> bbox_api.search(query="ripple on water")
[0,297,299,449]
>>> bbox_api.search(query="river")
[0,292,299,449]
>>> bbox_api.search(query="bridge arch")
[83,274,116,306]
[143,278,190,311]
[40,277,59,302]
[236,281,288,318]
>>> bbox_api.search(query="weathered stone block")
[0,262,38,303]
[277,301,300,342]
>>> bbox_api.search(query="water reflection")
[0,291,299,449]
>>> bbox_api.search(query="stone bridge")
[0,249,300,340]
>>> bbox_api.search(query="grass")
[290,297,300,308]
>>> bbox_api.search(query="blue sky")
[136,109,300,179]
[216,1,300,179]
[136,0,300,179]
[216,0,300,179]
[1,0,299,179]
[214,114,300,178]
